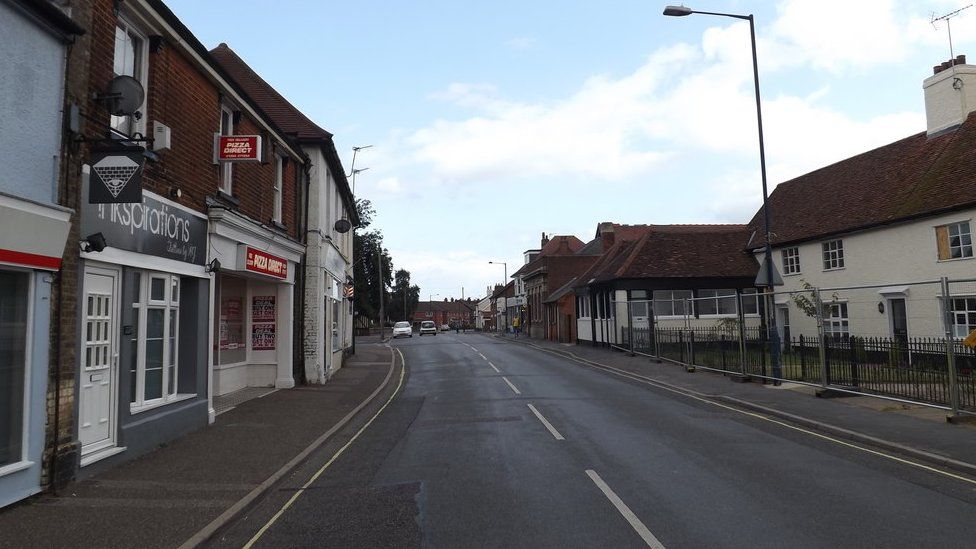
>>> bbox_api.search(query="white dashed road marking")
[527,404,564,440]
[585,470,665,549]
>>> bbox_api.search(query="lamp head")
[663,5,693,16]
[82,232,107,253]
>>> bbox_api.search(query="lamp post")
[489,261,508,335]
[663,5,782,382]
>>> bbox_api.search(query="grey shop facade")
[77,177,212,473]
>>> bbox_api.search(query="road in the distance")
[213,332,976,548]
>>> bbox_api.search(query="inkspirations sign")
[243,247,288,279]
[80,189,207,265]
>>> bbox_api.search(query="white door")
[80,266,120,456]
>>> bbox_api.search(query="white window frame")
[130,272,186,413]
[822,239,845,271]
[110,16,149,138]
[219,105,234,194]
[949,296,976,339]
[273,153,284,223]
[939,221,974,261]
[824,302,850,340]
[0,268,34,477]
[652,290,693,319]
[696,289,738,318]
[740,288,761,316]
[781,246,801,275]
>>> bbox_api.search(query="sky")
[166,0,976,301]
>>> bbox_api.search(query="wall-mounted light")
[877,301,885,314]
[334,219,352,233]
[206,258,221,273]
[169,186,182,199]
[81,233,107,253]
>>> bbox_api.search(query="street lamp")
[489,261,508,335]
[429,293,439,327]
[663,5,782,382]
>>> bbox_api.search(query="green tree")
[353,199,392,326]
[389,268,420,322]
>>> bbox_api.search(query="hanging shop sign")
[214,135,262,162]
[251,295,276,350]
[81,188,207,265]
[241,246,288,279]
[89,144,145,204]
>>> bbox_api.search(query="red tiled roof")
[512,235,586,278]
[747,112,976,247]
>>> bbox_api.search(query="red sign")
[244,247,288,279]
[215,135,262,162]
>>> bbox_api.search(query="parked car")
[392,321,412,338]
[440,324,450,331]
[420,320,437,336]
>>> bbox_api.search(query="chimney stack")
[598,222,616,248]
[924,54,976,135]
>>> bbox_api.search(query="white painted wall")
[763,209,976,340]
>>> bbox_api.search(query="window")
[219,106,234,194]
[824,303,850,340]
[217,275,246,365]
[782,247,801,274]
[936,221,973,260]
[0,271,30,468]
[697,289,737,316]
[653,290,693,317]
[273,153,283,223]
[741,288,760,315]
[577,296,591,318]
[822,239,845,270]
[130,272,180,409]
[110,19,148,137]
[950,297,976,338]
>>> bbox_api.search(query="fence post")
[679,330,685,364]
[849,334,860,388]
[721,334,727,370]
[687,330,696,372]
[799,334,807,381]
[939,276,962,419]
[737,292,747,378]
[815,288,829,389]
[627,301,635,357]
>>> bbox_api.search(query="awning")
[0,192,71,271]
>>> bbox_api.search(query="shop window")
[0,270,29,468]
[130,272,181,410]
[218,276,246,365]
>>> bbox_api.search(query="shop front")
[208,207,302,397]
[0,192,71,507]
[77,182,211,471]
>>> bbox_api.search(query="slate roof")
[209,43,359,225]
[574,225,757,287]
[746,112,976,248]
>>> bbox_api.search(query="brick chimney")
[924,54,976,135]
[541,232,550,248]
[598,222,616,248]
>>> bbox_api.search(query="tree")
[353,199,392,327]
[389,269,420,322]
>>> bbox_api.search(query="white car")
[392,321,412,338]
[419,320,437,336]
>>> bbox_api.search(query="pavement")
[498,333,976,476]
[0,339,398,549]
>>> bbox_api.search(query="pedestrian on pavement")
[512,315,521,339]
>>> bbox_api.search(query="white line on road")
[501,376,521,395]
[488,362,500,373]
[478,353,488,360]
[527,404,564,440]
[585,470,665,549]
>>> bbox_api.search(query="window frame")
[0,268,34,476]
[652,289,693,318]
[823,302,850,340]
[936,221,974,261]
[822,239,845,271]
[781,246,801,275]
[219,105,235,194]
[949,296,976,339]
[130,272,184,413]
[110,16,150,138]
[272,153,284,223]
[696,289,738,318]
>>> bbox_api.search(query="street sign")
[963,329,976,348]
[754,259,784,287]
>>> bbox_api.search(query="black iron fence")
[622,327,975,412]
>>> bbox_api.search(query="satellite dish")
[104,75,145,116]
[334,219,352,233]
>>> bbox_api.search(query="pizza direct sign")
[214,135,262,162]
[244,247,288,279]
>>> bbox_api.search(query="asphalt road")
[212,332,976,548]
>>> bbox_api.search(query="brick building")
[44,0,308,489]
[412,300,476,329]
